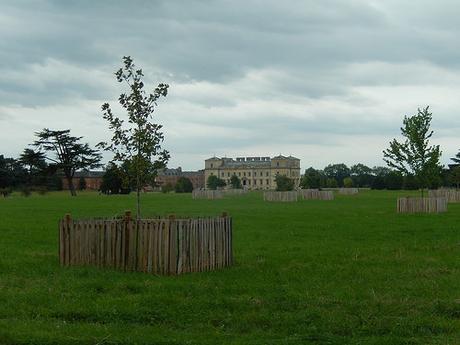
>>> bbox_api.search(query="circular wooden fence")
[222,189,248,196]
[298,189,334,200]
[59,212,233,275]
[397,197,447,213]
[428,189,460,203]
[263,191,298,202]
[338,188,359,195]
[192,190,223,199]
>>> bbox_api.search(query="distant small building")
[155,167,205,190]
[204,155,301,190]
[62,171,104,191]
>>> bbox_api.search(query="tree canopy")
[275,174,294,191]
[207,175,226,190]
[175,177,194,193]
[300,167,323,189]
[383,106,442,194]
[98,56,169,218]
[451,150,460,165]
[324,164,350,187]
[32,129,101,196]
[230,175,242,189]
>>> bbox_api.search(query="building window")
[238,172,241,177]
[266,179,269,185]
[211,163,213,168]
[243,172,246,177]
[260,171,263,176]
[277,162,279,167]
[266,172,269,176]
[228,172,230,177]
[260,179,263,185]
[221,172,224,177]
[248,172,251,177]
[254,180,257,185]
[248,180,251,185]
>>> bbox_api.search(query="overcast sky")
[1,0,459,171]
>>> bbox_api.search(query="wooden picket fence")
[397,197,447,213]
[338,188,359,195]
[59,212,233,275]
[192,190,223,199]
[428,189,460,203]
[298,189,334,200]
[264,191,298,202]
[222,189,248,196]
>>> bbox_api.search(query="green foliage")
[230,175,242,189]
[403,174,419,190]
[275,174,294,191]
[451,150,460,164]
[324,163,350,187]
[300,167,324,189]
[0,155,27,188]
[448,166,460,189]
[385,171,404,190]
[78,176,87,190]
[206,175,226,190]
[161,183,174,193]
[350,163,373,187]
[343,177,353,188]
[20,186,31,197]
[32,129,101,196]
[98,56,169,218]
[34,186,48,195]
[100,163,127,195]
[174,177,193,193]
[383,106,442,193]
[371,175,386,190]
[326,177,338,188]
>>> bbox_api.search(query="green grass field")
[0,190,459,345]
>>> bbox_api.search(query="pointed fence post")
[168,214,177,275]
[123,210,132,271]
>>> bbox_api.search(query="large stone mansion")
[205,155,301,190]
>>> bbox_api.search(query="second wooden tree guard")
[59,212,233,275]
[397,197,447,213]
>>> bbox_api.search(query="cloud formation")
[1,0,459,170]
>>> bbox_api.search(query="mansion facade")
[205,155,301,190]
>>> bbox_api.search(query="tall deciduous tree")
[32,129,101,196]
[98,56,169,219]
[383,106,442,196]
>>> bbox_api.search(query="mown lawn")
[0,190,459,345]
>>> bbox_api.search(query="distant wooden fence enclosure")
[429,189,460,203]
[59,213,233,275]
[222,189,248,196]
[397,197,447,213]
[338,188,359,195]
[192,190,223,199]
[298,189,334,200]
[264,191,298,202]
